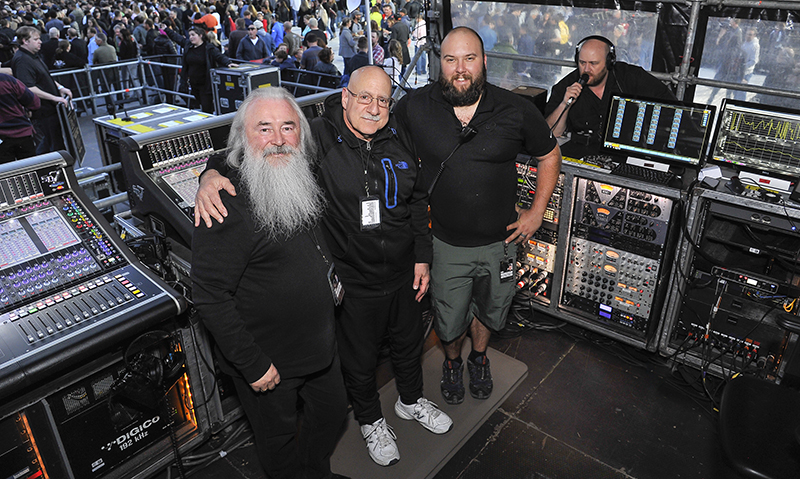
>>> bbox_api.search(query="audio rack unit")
[515,157,565,303]
[559,176,678,347]
[0,317,216,479]
[658,188,800,380]
[511,162,683,350]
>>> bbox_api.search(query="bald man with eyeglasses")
[195,66,453,467]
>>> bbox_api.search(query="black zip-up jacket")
[204,99,431,297]
[312,100,431,297]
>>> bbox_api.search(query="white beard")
[239,143,325,240]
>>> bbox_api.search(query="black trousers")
[231,355,348,479]
[33,113,65,156]
[0,135,36,163]
[336,281,424,426]
[191,84,215,114]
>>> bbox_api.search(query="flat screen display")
[710,99,800,180]
[603,95,716,167]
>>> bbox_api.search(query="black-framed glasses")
[248,27,257,30]
[346,88,393,109]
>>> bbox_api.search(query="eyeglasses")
[248,27,257,30]
[346,89,393,109]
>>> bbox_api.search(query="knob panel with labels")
[560,177,675,337]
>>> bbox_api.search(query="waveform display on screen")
[711,101,800,177]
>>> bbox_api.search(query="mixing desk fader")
[0,153,185,401]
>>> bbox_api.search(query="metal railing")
[450,0,800,106]
[51,54,189,115]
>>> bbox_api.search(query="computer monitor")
[602,94,716,169]
[710,99,800,182]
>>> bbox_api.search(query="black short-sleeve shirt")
[395,82,558,247]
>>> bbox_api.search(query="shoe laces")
[471,356,491,380]
[443,360,462,383]
[365,419,396,446]
[415,398,442,419]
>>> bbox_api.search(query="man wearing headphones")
[545,35,676,148]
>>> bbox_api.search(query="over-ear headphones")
[125,330,185,389]
[575,35,616,70]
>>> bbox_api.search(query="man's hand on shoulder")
[194,169,238,228]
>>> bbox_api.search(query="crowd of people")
[4,3,798,477]
[0,0,428,150]
[0,0,428,97]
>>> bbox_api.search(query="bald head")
[342,66,393,140]
[349,66,392,95]
[441,27,484,59]
[579,39,611,61]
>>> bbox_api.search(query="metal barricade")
[50,55,189,116]
[139,54,190,106]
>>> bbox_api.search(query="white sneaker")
[394,397,454,434]
[360,417,400,466]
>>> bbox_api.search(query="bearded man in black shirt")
[394,27,561,405]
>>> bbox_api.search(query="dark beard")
[440,66,487,107]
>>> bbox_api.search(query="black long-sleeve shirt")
[191,172,336,382]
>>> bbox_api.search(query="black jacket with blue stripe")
[312,99,431,297]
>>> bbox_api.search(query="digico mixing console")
[515,159,565,303]
[560,177,674,337]
[0,153,185,401]
[121,116,233,248]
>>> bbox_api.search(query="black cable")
[740,304,776,348]
[164,395,188,479]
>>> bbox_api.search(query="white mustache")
[261,145,297,158]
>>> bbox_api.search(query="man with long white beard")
[191,87,349,479]
[195,67,453,468]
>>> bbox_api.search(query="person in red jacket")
[0,72,40,162]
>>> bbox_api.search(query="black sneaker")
[440,359,465,404]
[468,355,493,399]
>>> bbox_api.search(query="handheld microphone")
[549,73,589,138]
[565,73,589,107]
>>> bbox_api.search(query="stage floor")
[156,321,748,479]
